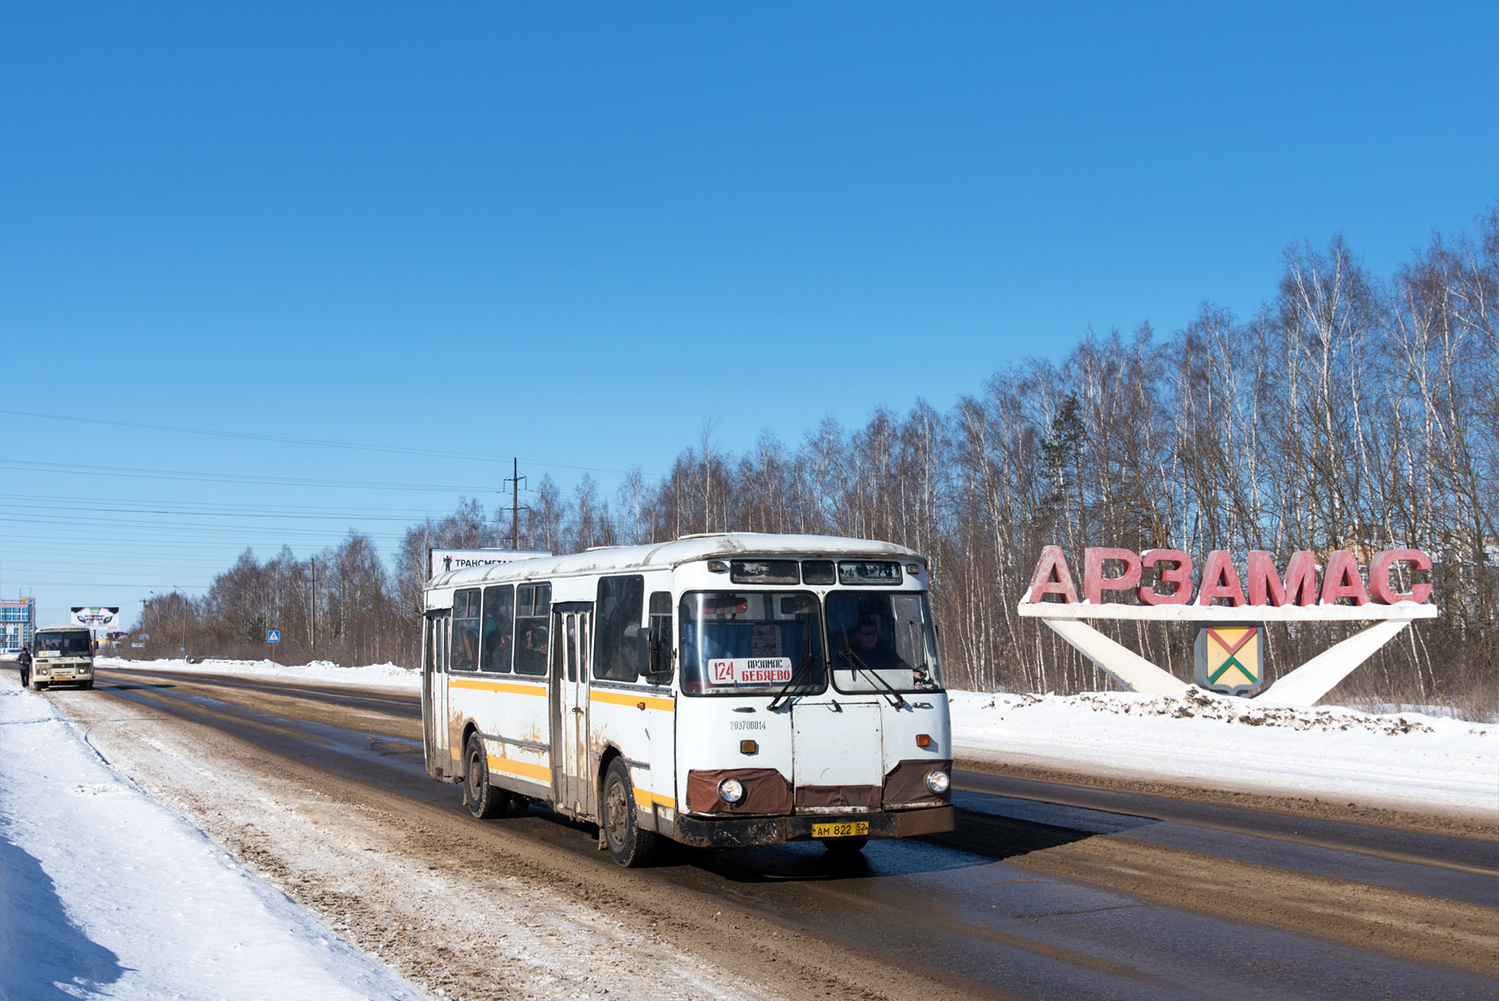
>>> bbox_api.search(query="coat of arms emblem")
[1194,624,1263,696]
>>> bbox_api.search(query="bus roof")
[427,533,922,589]
[37,624,91,632]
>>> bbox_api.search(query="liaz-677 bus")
[421,533,955,866]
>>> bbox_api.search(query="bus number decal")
[729,719,767,731]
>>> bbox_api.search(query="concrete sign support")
[1019,546,1438,705]
[1040,618,1191,695]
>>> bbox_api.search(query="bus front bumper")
[672,805,955,849]
[33,660,92,682]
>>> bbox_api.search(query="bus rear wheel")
[463,734,503,820]
[600,758,655,867]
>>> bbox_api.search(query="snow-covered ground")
[5,657,1493,998]
[0,672,429,1001]
[103,657,1497,821]
[105,655,420,690]
[950,689,1497,820]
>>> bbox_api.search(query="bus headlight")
[924,769,950,795]
[718,778,745,804]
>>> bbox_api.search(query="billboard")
[71,606,122,629]
[429,548,551,579]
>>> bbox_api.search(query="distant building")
[2,597,37,651]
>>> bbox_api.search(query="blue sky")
[2,2,1496,630]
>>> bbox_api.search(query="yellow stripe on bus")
[487,754,552,783]
[633,787,676,811]
[449,678,548,696]
[589,689,675,712]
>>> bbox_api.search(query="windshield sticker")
[749,625,783,657]
[708,657,793,686]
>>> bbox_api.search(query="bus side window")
[594,576,645,682]
[480,585,514,673]
[452,589,481,673]
[647,591,673,684]
[563,614,575,683]
[514,583,551,676]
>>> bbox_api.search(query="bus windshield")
[679,591,827,697]
[826,592,944,694]
[35,631,92,655]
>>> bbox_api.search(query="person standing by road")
[17,646,32,688]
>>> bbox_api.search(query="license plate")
[811,821,869,838]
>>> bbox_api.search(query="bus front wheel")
[600,758,655,867]
[463,734,503,820]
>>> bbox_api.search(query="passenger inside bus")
[480,585,515,673]
[481,627,507,670]
[515,624,548,675]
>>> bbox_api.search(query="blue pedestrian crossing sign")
[267,630,281,643]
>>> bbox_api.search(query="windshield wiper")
[836,649,907,708]
[767,652,816,712]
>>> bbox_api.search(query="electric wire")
[0,408,653,476]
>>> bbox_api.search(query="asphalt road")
[50,666,1499,1000]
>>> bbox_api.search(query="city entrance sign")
[1019,546,1437,704]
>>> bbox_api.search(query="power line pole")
[309,556,317,654]
[504,457,528,550]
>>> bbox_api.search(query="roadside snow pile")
[1004,687,1440,735]
[949,689,1497,819]
[98,655,420,690]
[0,672,430,1001]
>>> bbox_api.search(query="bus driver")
[838,615,912,674]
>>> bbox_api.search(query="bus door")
[550,603,594,817]
[422,610,451,778]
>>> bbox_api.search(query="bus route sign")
[709,658,793,685]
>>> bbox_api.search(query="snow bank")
[98,655,421,691]
[0,672,429,1001]
[949,688,1498,818]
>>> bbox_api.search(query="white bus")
[421,533,955,866]
[26,624,95,690]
